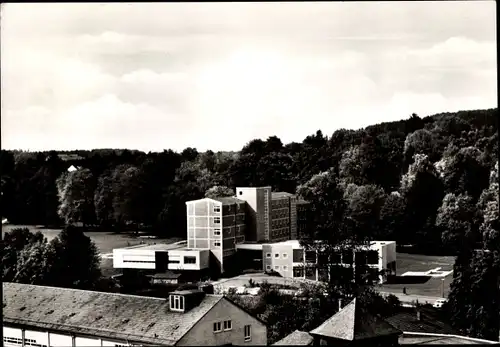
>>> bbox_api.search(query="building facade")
[235,187,272,242]
[3,283,267,347]
[258,240,397,284]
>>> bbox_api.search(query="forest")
[1,108,499,341]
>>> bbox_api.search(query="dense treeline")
[1,109,497,247]
[1,108,498,340]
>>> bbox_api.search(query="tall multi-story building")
[270,192,297,242]
[185,197,246,274]
[235,187,272,242]
[113,186,397,284]
[296,199,312,239]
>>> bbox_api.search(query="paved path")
[212,274,446,305]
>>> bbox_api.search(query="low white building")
[237,240,397,284]
[112,243,210,282]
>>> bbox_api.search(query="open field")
[379,253,455,298]
[2,225,181,278]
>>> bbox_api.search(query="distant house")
[67,165,80,172]
[273,298,500,346]
[3,282,268,346]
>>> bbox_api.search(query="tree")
[401,154,445,248]
[379,192,406,241]
[477,161,499,251]
[403,128,442,166]
[436,193,480,252]
[56,168,96,227]
[94,171,115,228]
[446,250,500,341]
[13,240,55,285]
[442,146,490,200]
[2,227,45,282]
[343,184,386,242]
[111,165,147,229]
[48,226,102,290]
[205,185,234,199]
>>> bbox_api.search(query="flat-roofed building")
[260,240,397,284]
[3,282,267,347]
[186,197,246,275]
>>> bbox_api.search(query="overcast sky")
[1,2,496,152]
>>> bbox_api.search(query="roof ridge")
[4,282,224,300]
[4,282,167,301]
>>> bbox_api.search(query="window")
[239,191,243,195]
[274,253,280,259]
[169,259,180,264]
[214,217,221,224]
[283,265,288,271]
[266,253,271,258]
[274,265,280,271]
[184,256,196,264]
[282,253,288,259]
[266,265,271,271]
[214,229,221,236]
[224,320,232,331]
[214,241,221,247]
[213,321,222,333]
[170,295,184,311]
[244,325,252,341]
[367,250,379,264]
[214,206,221,213]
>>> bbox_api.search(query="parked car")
[433,298,447,308]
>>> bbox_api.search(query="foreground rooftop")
[3,282,223,345]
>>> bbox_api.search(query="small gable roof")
[310,298,402,341]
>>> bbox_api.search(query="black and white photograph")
[1,2,498,346]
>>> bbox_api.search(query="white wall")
[49,333,73,347]
[25,330,49,346]
[75,337,101,346]
[113,249,156,269]
[263,243,294,278]
[2,326,135,347]
[168,249,209,270]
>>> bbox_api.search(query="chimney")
[338,299,342,312]
[416,310,421,321]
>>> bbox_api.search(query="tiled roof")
[211,197,246,205]
[273,330,314,345]
[271,192,295,199]
[385,308,458,335]
[296,199,310,205]
[310,298,402,341]
[3,283,223,346]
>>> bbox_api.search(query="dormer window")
[170,295,185,312]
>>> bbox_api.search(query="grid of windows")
[3,337,47,347]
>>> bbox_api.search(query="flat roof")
[236,243,264,251]
[116,243,185,251]
[399,332,500,345]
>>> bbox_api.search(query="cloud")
[1,3,496,151]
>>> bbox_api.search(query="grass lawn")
[378,252,456,298]
[2,225,181,278]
